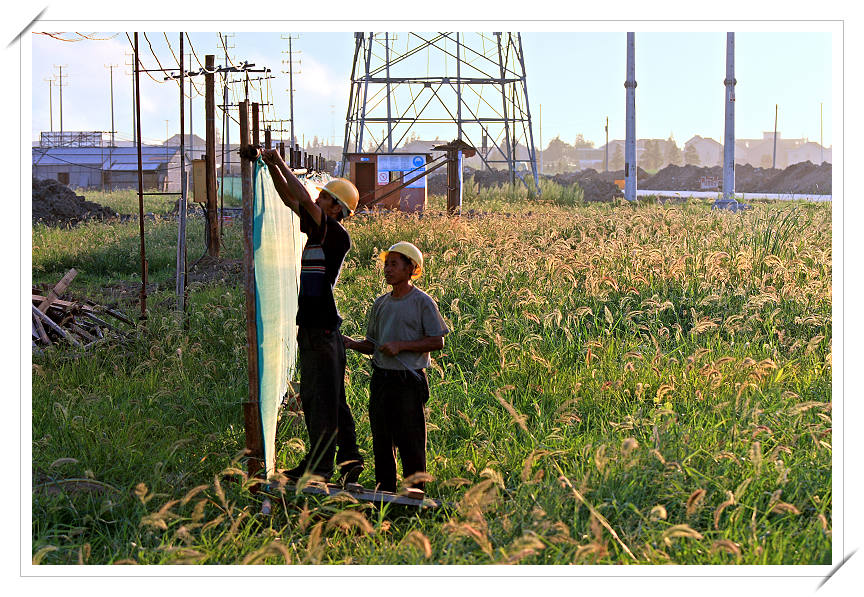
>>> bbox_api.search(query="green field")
[31,185,832,565]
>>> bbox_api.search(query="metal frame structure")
[340,32,540,194]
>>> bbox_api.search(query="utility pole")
[281,34,301,147]
[53,64,68,134]
[605,116,609,172]
[220,32,235,238]
[820,102,824,163]
[44,78,53,132]
[772,104,778,169]
[177,32,188,314]
[721,32,736,204]
[133,33,148,320]
[105,64,117,147]
[205,54,219,257]
[538,103,542,175]
[164,55,267,256]
[624,32,637,202]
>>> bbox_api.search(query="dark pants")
[297,327,362,477]
[369,365,429,493]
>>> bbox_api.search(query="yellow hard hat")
[321,178,359,217]
[379,241,423,279]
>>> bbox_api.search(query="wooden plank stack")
[32,268,133,349]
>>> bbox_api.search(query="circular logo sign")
[412,156,424,167]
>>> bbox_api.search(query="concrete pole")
[624,32,637,202]
[722,32,736,202]
[772,104,778,169]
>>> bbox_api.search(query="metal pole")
[176,32,187,313]
[58,66,63,134]
[45,79,52,132]
[385,33,393,152]
[456,32,462,141]
[289,35,295,147]
[109,66,115,147]
[516,33,540,194]
[772,104,778,169]
[340,33,364,175]
[495,32,513,185]
[357,32,373,153]
[221,40,229,240]
[134,33,148,319]
[624,32,637,202]
[722,32,736,202]
[205,54,219,257]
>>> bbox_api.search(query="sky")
[29,28,834,151]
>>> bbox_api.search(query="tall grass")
[31,193,832,565]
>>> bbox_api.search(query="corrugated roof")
[32,145,179,172]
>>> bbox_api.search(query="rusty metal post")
[252,102,260,147]
[134,33,148,319]
[279,141,285,160]
[205,54,219,257]
[264,127,271,149]
[239,100,263,484]
[446,147,459,214]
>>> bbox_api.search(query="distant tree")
[643,140,663,171]
[665,136,683,166]
[684,144,700,166]
[573,134,594,149]
[545,136,570,163]
[610,144,624,171]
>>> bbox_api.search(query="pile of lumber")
[32,268,133,349]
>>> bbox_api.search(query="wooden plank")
[239,99,262,484]
[37,269,78,313]
[33,295,90,311]
[32,305,80,346]
[32,312,50,345]
[69,323,97,343]
[278,481,444,508]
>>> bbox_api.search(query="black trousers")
[369,365,429,493]
[297,327,362,477]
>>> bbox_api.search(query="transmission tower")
[341,32,540,193]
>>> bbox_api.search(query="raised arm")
[260,149,323,225]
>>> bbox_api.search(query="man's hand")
[261,148,282,167]
[378,341,403,357]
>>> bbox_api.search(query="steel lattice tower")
[340,32,540,193]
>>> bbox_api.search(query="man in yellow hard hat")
[261,149,364,484]
[344,242,449,494]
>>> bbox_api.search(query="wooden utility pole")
[205,54,219,257]
[239,99,263,483]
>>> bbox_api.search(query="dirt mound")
[639,161,831,194]
[640,164,723,191]
[32,177,120,226]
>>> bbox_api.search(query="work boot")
[284,458,331,483]
[337,458,364,486]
